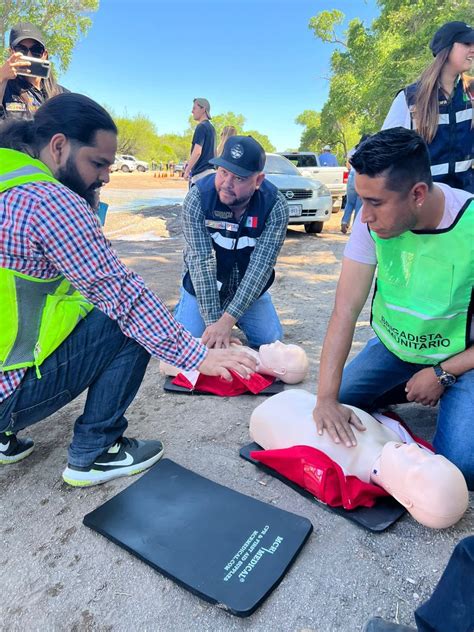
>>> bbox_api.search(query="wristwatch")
[433,363,457,387]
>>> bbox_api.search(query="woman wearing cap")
[0,22,66,120]
[382,21,474,192]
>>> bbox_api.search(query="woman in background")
[382,21,474,192]
[0,22,65,120]
[216,125,237,156]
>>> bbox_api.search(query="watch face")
[440,373,456,386]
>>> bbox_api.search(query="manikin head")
[257,341,309,384]
[379,442,469,529]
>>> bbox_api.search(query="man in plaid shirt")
[175,135,289,349]
[0,93,255,487]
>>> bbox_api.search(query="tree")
[0,0,99,72]
[295,110,321,151]
[114,113,158,158]
[243,130,276,152]
[300,0,474,155]
[210,112,246,138]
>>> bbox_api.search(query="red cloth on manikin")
[250,445,390,510]
[172,370,275,395]
[250,411,434,511]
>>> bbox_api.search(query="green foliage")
[0,0,99,72]
[211,112,246,137]
[111,108,276,163]
[299,0,474,157]
[243,130,276,152]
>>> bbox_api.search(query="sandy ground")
[1,178,472,631]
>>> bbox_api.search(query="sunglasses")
[13,43,45,58]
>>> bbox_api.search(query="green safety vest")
[370,199,474,364]
[0,148,93,377]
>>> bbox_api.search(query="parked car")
[111,154,149,173]
[174,162,186,175]
[278,151,348,209]
[111,155,137,173]
[264,153,332,233]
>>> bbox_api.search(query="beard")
[57,155,102,208]
[216,187,252,210]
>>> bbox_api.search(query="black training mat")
[240,443,406,532]
[163,375,285,396]
[83,459,312,616]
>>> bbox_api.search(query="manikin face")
[54,130,116,207]
[356,173,420,239]
[380,442,468,528]
[446,41,474,74]
[215,167,265,210]
[258,341,309,384]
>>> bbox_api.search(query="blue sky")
[61,0,380,151]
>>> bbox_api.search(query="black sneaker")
[0,431,34,464]
[62,437,164,487]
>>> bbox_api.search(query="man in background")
[183,97,216,185]
[319,144,339,167]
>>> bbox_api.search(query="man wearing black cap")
[175,135,290,348]
[0,22,66,120]
[183,97,216,185]
[382,21,474,192]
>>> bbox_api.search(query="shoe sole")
[62,446,164,487]
[0,445,35,464]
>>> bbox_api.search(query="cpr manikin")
[160,341,309,385]
[250,390,468,529]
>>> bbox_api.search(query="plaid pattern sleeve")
[28,184,207,371]
[225,192,289,321]
[181,186,223,325]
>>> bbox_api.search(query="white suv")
[112,154,149,173]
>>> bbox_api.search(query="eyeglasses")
[13,43,45,58]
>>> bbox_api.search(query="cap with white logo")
[210,135,266,177]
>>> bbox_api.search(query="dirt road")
[2,180,472,631]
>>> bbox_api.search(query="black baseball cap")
[429,21,474,56]
[9,22,46,49]
[210,135,266,177]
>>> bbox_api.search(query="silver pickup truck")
[279,152,348,206]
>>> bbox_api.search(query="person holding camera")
[0,22,66,120]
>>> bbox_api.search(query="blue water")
[102,188,186,212]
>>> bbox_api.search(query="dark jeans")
[339,337,474,490]
[415,536,474,632]
[0,309,150,467]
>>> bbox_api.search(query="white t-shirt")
[382,91,411,130]
[344,183,474,340]
[344,183,472,265]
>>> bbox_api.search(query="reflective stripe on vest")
[370,200,474,364]
[210,232,257,250]
[404,79,473,191]
[0,149,93,376]
[182,174,279,299]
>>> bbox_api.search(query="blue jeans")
[415,536,474,632]
[174,287,283,347]
[341,178,362,226]
[339,337,474,489]
[0,309,150,468]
